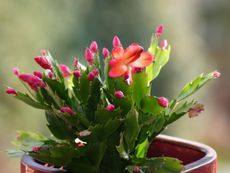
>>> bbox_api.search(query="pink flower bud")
[90,41,98,53]
[85,48,94,65]
[73,57,79,68]
[19,74,46,91]
[161,39,168,49]
[212,70,221,78]
[92,69,99,76]
[79,130,91,137]
[60,106,75,115]
[113,36,122,48]
[59,64,71,78]
[106,104,115,112]
[12,67,20,76]
[155,24,164,37]
[73,70,81,78]
[114,90,125,99]
[41,50,48,56]
[157,97,169,107]
[87,72,96,81]
[133,166,141,173]
[33,71,43,79]
[47,70,53,79]
[32,146,41,152]
[102,47,110,58]
[34,56,52,70]
[6,87,17,96]
[133,67,143,73]
[87,69,99,81]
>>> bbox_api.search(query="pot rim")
[156,134,217,173]
[21,134,217,173]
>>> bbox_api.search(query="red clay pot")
[21,135,217,173]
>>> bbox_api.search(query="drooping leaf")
[6,149,25,157]
[15,92,49,109]
[12,131,47,151]
[167,100,197,125]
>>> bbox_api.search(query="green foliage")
[7,30,219,173]
[15,92,49,109]
[176,72,215,101]
[126,157,184,173]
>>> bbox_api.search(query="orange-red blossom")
[108,41,154,84]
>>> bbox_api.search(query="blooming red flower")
[59,64,71,77]
[34,56,52,70]
[108,43,154,84]
[6,87,17,96]
[19,74,46,91]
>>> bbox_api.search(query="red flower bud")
[114,90,125,99]
[85,48,94,65]
[212,70,221,78]
[12,67,20,76]
[113,36,122,48]
[60,106,75,115]
[157,97,169,107]
[34,56,52,70]
[73,70,81,78]
[155,24,164,37]
[33,71,43,79]
[73,57,79,68]
[47,70,53,79]
[19,74,46,91]
[59,64,71,78]
[161,39,168,49]
[90,41,98,53]
[32,146,41,152]
[87,69,99,81]
[133,166,141,173]
[6,87,17,96]
[102,47,110,58]
[106,104,115,112]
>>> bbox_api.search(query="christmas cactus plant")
[6,25,220,173]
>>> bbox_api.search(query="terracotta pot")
[21,135,217,173]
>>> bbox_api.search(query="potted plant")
[6,25,220,173]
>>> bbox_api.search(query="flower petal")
[123,43,143,64]
[108,62,127,78]
[112,47,124,60]
[130,52,154,68]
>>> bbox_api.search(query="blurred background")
[0,0,229,172]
